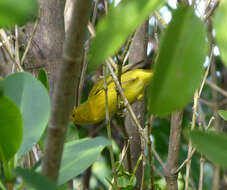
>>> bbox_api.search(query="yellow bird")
[71,69,153,125]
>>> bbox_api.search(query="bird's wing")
[88,76,139,98]
[88,75,113,98]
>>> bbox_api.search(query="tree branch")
[42,0,92,182]
[206,80,227,98]
[164,111,183,190]
[125,22,148,189]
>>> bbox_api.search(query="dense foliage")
[0,0,227,190]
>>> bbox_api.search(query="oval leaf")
[88,0,163,71]
[188,129,227,169]
[3,72,50,157]
[218,109,227,121]
[0,0,38,28]
[0,96,23,162]
[38,68,49,91]
[14,168,58,190]
[58,137,110,185]
[214,0,227,67]
[148,6,208,115]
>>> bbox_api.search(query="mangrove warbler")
[71,69,153,125]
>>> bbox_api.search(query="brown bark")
[125,21,148,189]
[0,48,13,77]
[42,0,92,182]
[164,111,183,190]
[19,0,65,96]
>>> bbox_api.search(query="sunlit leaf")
[88,0,163,71]
[218,110,227,121]
[0,96,23,162]
[58,137,110,185]
[214,0,227,67]
[3,72,50,157]
[0,0,38,28]
[148,6,208,115]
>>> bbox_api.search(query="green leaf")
[148,6,208,115]
[0,96,23,162]
[58,137,110,185]
[14,168,58,190]
[92,160,112,188]
[214,0,227,67]
[218,110,227,121]
[188,129,227,169]
[117,174,136,189]
[0,0,38,28]
[38,68,49,91]
[3,72,50,157]
[0,78,3,97]
[88,0,163,71]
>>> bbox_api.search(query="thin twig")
[198,156,205,190]
[77,1,99,106]
[122,59,145,72]
[153,165,164,178]
[103,64,118,190]
[147,116,155,189]
[32,146,39,162]
[185,91,199,190]
[140,153,146,190]
[116,140,130,172]
[119,32,135,64]
[218,98,227,107]
[175,148,197,174]
[205,116,215,130]
[116,37,133,172]
[184,35,213,189]
[109,140,130,190]
[15,25,20,67]
[21,19,39,65]
[199,50,213,96]
[0,34,13,47]
[92,0,99,26]
[116,108,133,173]
[154,11,168,28]
[0,30,23,72]
[199,98,214,107]
[151,146,165,169]
[106,61,146,142]
[174,116,214,174]
[204,0,220,21]
[206,80,227,98]
[131,154,143,182]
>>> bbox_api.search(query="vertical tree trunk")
[42,0,92,182]
[19,0,65,96]
[165,111,183,190]
[125,22,148,189]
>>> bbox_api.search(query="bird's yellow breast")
[71,69,152,125]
